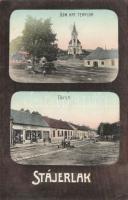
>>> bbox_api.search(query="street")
[11,140,119,165]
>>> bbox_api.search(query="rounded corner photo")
[10,92,120,166]
[9,9,118,83]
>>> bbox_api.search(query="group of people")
[58,139,71,149]
[27,56,48,75]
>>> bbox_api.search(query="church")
[68,23,82,56]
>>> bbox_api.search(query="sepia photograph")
[9,10,118,83]
[10,92,120,165]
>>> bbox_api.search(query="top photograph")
[9,9,118,83]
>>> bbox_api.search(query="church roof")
[85,47,118,60]
[69,39,81,45]
[72,23,78,35]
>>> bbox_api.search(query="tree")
[103,123,111,136]
[10,36,23,55]
[97,122,120,140]
[22,16,58,61]
[110,122,120,140]
[97,123,104,136]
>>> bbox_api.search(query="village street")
[11,140,119,165]
[10,59,117,83]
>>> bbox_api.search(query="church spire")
[72,23,78,36]
[68,23,82,56]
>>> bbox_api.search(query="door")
[31,131,37,142]
[65,131,67,139]
[43,131,50,142]
[13,129,23,144]
[73,48,76,55]
[93,61,98,68]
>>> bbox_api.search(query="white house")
[43,117,74,143]
[88,129,99,140]
[69,123,90,140]
[76,125,90,139]
[10,109,50,145]
[84,47,118,68]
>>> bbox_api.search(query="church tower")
[68,23,82,56]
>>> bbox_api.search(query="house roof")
[43,117,73,130]
[77,125,90,131]
[11,110,90,131]
[11,109,49,127]
[85,47,118,60]
[70,123,89,131]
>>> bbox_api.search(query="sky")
[10,9,118,50]
[11,92,120,129]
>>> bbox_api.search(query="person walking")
[39,56,47,76]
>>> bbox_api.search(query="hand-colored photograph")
[10,92,120,165]
[9,10,118,83]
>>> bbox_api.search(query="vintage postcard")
[9,9,118,83]
[10,92,120,165]
[0,0,128,199]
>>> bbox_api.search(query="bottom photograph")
[10,92,120,165]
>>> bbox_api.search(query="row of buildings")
[10,109,97,146]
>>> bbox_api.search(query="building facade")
[69,123,90,140]
[10,110,50,145]
[84,47,118,68]
[10,109,93,146]
[68,24,82,56]
[43,117,74,143]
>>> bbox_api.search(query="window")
[101,61,104,65]
[65,131,67,138]
[69,131,70,137]
[87,61,90,65]
[58,130,63,137]
[71,131,73,136]
[25,130,31,140]
[58,130,60,137]
[53,130,55,137]
[43,131,50,139]
[37,131,42,139]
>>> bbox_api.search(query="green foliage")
[10,36,23,55]
[103,123,111,136]
[22,16,58,61]
[97,123,104,136]
[97,122,120,138]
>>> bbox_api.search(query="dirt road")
[9,60,117,83]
